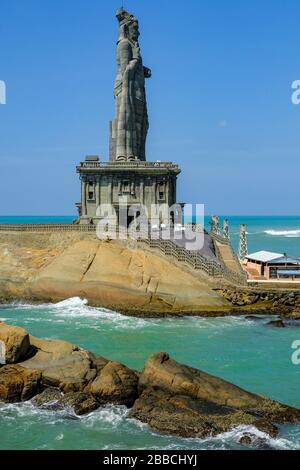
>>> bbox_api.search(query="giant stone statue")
[109,8,151,162]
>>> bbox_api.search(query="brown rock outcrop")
[129,352,300,438]
[32,388,99,415]
[137,352,262,409]
[0,233,229,314]
[0,323,30,363]
[89,361,139,406]
[0,365,41,402]
[20,336,97,392]
[1,323,300,440]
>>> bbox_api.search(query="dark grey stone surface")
[110,8,151,162]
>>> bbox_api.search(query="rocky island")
[1,321,299,445]
[1,230,300,318]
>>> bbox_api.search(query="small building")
[76,156,181,226]
[245,251,300,280]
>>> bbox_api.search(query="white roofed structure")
[245,251,283,263]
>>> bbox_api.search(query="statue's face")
[128,22,139,41]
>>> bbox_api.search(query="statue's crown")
[116,8,137,26]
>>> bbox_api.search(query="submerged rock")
[245,316,265,321]
[60,392,100,415]
[267,320,286,328]
[32,388,62,409]
[239,433,274,450]
[239,434,253,446]
[33,388,100,415]
[0,323,30,363]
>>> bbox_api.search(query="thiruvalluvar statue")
[109,8,151,162]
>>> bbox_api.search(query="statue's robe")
[113,38,149,161]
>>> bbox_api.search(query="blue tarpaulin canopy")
[277,270,300,276]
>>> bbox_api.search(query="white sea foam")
[53,297,89,309]
[4,297,152,330]
[79,405,128,428]
[264,229,300,238]
[51,298,151,329]
[206,425,300,450]
[127,419,300,450]
[1,401,299,450]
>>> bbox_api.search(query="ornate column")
[165,177,170,206]
[108,176,113,204]
[153,179,157,204]
[96,179,100,211]
[140,179,145,205]
[81,179,87,216]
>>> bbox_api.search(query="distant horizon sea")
[1,215,300,257]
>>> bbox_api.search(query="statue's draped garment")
[110,10,150,161]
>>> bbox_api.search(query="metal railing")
[77,161,180,170]
[136,233,247,285]
[0,224,97,232]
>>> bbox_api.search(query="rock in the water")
[89,361,138,407]
[281,309,300,321]
[138,352,263,409]
[32,388,63,410]
[129,352,300,438]
[33,388,99,415]
[59,392,100,415]
[0,365,41,402]
[267,320,286,328]
[0,323,30,363]
[239,434,273,449]
[129,388,220,438]
[245,316,265,321]
[20,336,97,392]
[239,434,253,446]
[254,419,279,438]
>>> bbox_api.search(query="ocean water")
[217,216,300,258]
[1,215,300,257]
[0,298,300,450]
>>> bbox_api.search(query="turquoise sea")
[0,215,300,450]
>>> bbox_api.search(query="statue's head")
[116,8,140,42]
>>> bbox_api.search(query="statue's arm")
[143,66,152,78]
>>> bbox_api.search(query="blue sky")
[0,0,299,215]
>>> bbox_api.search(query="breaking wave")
[5,297,152,330]
[264,229,300,238]
[203,425,300,450]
